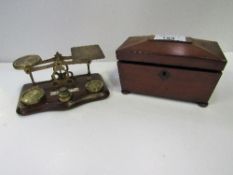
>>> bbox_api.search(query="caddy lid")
[116,35,227,71]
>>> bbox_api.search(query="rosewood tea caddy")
[116,35,227,107]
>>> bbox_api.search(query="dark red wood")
[118,62,221,104]
[17,73,110,116]
[116,35,227,106]
[116,35,227,71]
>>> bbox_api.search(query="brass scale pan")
[13,55,42,70]
[13,45,104,69]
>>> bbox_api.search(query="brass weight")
[85,80,104,93]
[58,87,72,102]
[20,86,45,105]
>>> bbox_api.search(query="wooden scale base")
[16,73,110,116]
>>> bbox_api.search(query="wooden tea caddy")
[116,35,227,107]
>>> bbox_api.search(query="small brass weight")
[13,45,110,115]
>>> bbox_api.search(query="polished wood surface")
[118,62,221,104]
[116,35,227,71]
[116,36,227,106]
[17,73,110,116]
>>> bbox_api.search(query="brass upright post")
[29,72,35,84]
[87,62,91,75]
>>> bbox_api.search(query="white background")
[1,0,233,61]
[0,1,233,175]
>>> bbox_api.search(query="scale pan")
[13,55,42,70]
[71,45,105,61]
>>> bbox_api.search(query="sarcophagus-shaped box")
[116,35,227,106]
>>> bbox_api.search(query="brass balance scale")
[13,45,110,115]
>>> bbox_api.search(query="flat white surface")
[1,0,233,61]
[0,53,233,175]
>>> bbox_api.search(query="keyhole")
[159,70,170,80]
[162,71,167,76]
